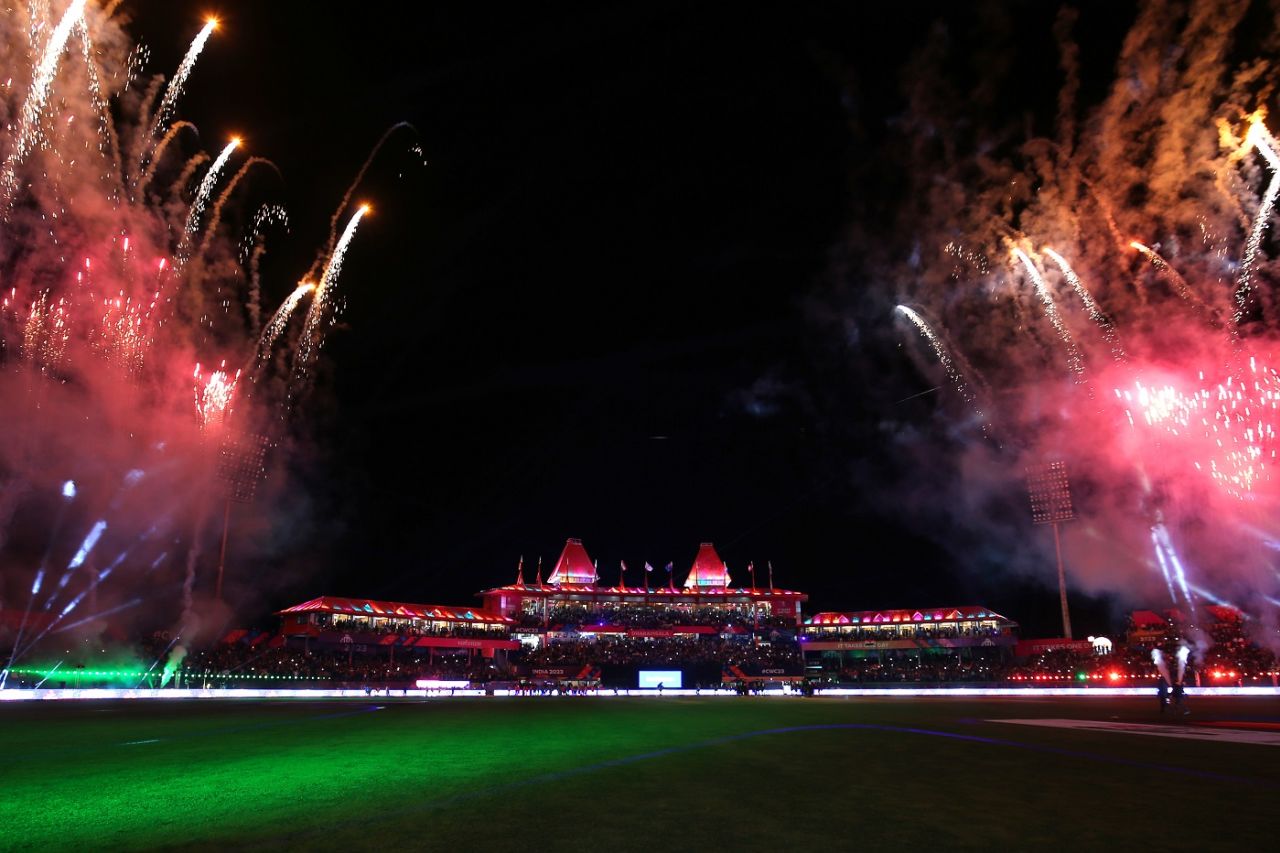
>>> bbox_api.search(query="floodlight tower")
[1027,460,1075,639]
[213,432,272,601]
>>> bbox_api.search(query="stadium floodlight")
[213,432,274,600]
[217,432,272,503]
[1026,460,1075,640]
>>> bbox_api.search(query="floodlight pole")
[1027,460,1075,641]
[215,496,232,602]
[1052,521,1072,640]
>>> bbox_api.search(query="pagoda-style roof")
[804,606,1012,626]
[546,538,598,585]
[684,542,731,588]
[477,582,806,600]
[277,596,513,624]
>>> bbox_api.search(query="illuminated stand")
[479,539,807,637]
[1026,461,1075,640]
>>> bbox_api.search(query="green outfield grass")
[1,695,1277,851]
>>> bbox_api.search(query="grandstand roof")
[546,538,598,585]
[478,582,805,598]
[1129,610,1168,628]
[684,542,731,588]
[277,596,513,624]
[804,606,1012,626]
[1205,605,1243,623]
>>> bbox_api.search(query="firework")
[1012,248,1086,381]
[1120,355,1280,497]
[146,19,219,145]
[293,205,370,379]
[0,0,88,209]
[1234,118,1280,325]
[894,305,984,421]
[1042,247,1124,361]
[1130,241,1211,315]
[177,137,240,265]
[0,4,404,671]
[194,361,241,431]
[883,8,1280,626]
[256,282,315,363]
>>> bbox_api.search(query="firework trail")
[176,138,239,267]
[1043,247,1124,361]
[197,158,278,267]
[242,205,290,334]
[294,205,370,380]
[254,282,315,366]
[136,120,197,196]
[1130,242,1212,315]
[75,15,125,203]
[894,305,984,423]
[1234,119,1280,326]
[0,6,399,672]
[1012,248,1086,381]
[144,18,218,150]
[870,5,1280,632]
[307,122,416,282]
[0,0,88,211]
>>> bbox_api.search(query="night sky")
[124,1,1135,637]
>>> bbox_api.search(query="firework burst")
[0,4,417,671]
[882,4,1280,627]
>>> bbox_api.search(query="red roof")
[684,542,731,588]
[547,538,598,585]
[277,596,513,624]
[1204,605,1243,623]
[480,582,805,598]
[1129,610,1168,629]
[805,606,1011,626]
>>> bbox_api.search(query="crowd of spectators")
[177,644,504,686]
[19,613,1277,690]
[803,624,1007,641]
[316,614,505,639]
[821,644,1280,686]
[520,636,801,671]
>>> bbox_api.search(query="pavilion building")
[276,596,520,666]
[477,538,807,640]
[799,606,1018,672]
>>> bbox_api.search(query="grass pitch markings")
[993,718,1280,746]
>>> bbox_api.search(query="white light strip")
[0,685,1276,701]
[814,686,1280,697]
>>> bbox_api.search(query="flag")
[621,560,628,572]
[664,562,673,573]
[644,562,654,573]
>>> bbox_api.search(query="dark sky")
[125,1,1127,636]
